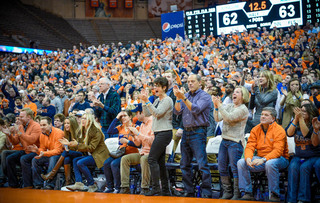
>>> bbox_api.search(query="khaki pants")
[120,153,150,189]
[207,135,219,182]
[171,129,182,180]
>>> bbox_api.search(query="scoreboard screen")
[216,0,302,35]
[303,0,320,25]
[185,0,319,36]
[185,8,217,38]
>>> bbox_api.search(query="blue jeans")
[180,128,212,195]
[73,156,96,186]
[315,158,320,182]
[6,150,25,187]
[32,155,60,187]
[287,156,319,202]
[61,150,83,165]
[103,157,122,190]
[218,139,243,178]
[1,150,17,179]
[20,152,37,187]
[6,151,37,187]
[237,156,289,196]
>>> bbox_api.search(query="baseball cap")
[310,84,320,89]
[216,78,224,83]
[131,103,143,113]
[76,110,85,117]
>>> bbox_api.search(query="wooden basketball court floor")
[0,188,266,203]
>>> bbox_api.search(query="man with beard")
[63,89,75,117]
[34,93,45,109]
[57,87,67,109]
[70,90,91,112]
[222,84,235,104]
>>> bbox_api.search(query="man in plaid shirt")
[91,77,121,139]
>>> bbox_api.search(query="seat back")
[167,139,181,163]
[104,137,119,152]
[175,139,181,154]
[206,136,222,154]
[166,139,174,155]
[245,133,250,140]
[287,136,295,155]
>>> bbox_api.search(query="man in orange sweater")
[237,107,289,202]
[4,108,41,188]
[28,116,64,189]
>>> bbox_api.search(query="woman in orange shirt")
[103,110,139,193]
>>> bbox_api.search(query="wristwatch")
[262,157,267,163]
[183,97,188,101]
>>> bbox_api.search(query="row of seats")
[52,135,303,200]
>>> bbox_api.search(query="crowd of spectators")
[0,22,320,202]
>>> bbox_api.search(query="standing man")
[237,107,289,201]
[173,74,213,198]
[29,116,64,189]
[91,77,121,138]
[4,108,41,188]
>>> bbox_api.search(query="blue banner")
[161,11,185,41]
[0,45,52,55]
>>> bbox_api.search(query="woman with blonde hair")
[249,70,278,128]
[41,116,83,186]
[64,109,109,192]
[212,86,250,200]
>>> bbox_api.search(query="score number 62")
[223,12,238,25]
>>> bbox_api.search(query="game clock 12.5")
[216,0,303,35]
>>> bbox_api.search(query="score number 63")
[279,4,295,18]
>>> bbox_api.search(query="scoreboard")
[303,0,320,25]
[185,0,320,37]
[185,8,217,39]
[216,0,302,35]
